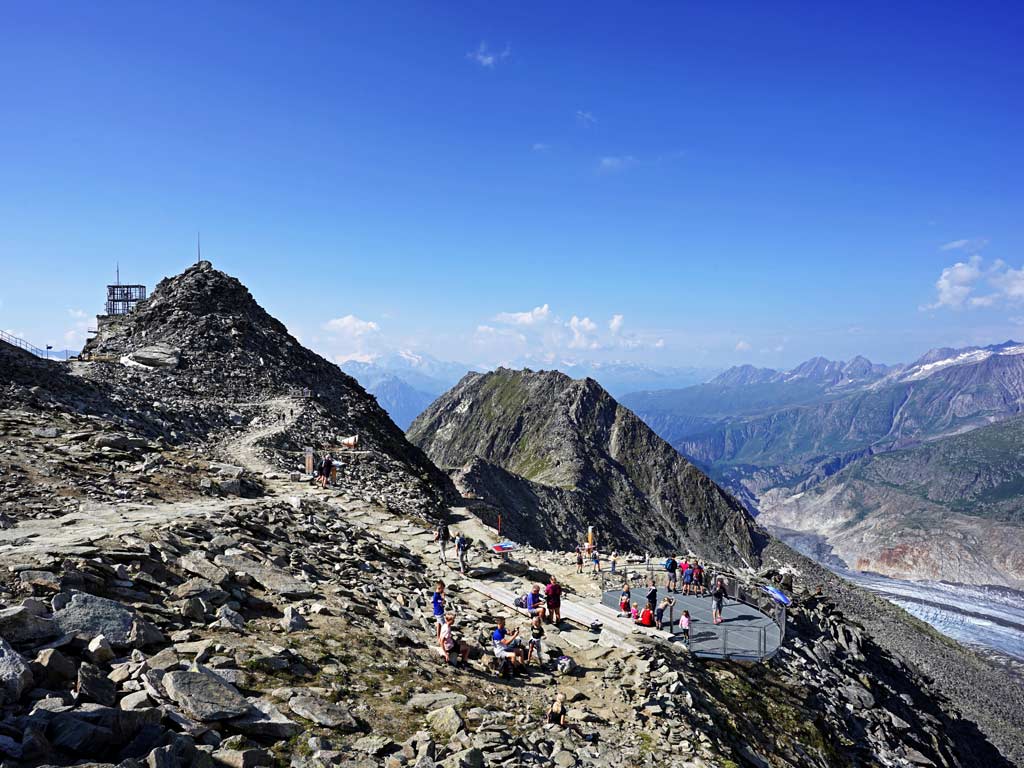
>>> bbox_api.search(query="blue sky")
[1,1,1022,370]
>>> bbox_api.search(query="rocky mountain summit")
[409,368,766,566]
[74,260,455,519]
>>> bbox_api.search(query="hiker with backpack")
[434,522,451,563]
[455,531,470,574]
[665,555,678,592]
[575,547,584,574]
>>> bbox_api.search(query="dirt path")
[0,396,308,563]
[218,395,302,475]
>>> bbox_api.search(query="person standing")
[692,562,705,596]
[434,522,451,563]
[545,576,562,625]
[575,547,584,575]
[455,531,470,573]
[712,578,727,625]
[665,555,678,593]
[432,581,446,640]
[645,578,658,612]
[679,610,691,646]
[439,613,469,666]
[527,614,546,666]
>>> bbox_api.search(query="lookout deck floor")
[601,586,783,660]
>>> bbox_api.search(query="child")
[432,581,445,640]
[655,596,675,630]
[527,614,546,665]
[630,601,639,620]
[679,609,691,646]
[619,583,631,615]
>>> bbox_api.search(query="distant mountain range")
[622,341,1024,587]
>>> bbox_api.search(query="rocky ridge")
[408,368,766,566]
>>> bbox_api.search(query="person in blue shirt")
[491,617,525,669]
[432,581,445,640]
[525,584,546,621]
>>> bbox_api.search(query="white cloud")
[63,308,91,347]
[927,255,982,309]
[599,155,636,172]
[576,110,596,126]
[467,41,510,68]
[568,315,599,349]
[494,304,551,326]
[609,314,624,334]
[321,314,383,363]
[324,315,380,337]
[924,251,1024,311]
[735,340,752,352]
[940,237,988,251]
[654,339,665,348]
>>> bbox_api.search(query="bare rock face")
[127,343,181,369]
[409,368,766,565]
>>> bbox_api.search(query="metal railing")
[0,329,52,358]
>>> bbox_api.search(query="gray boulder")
[0,638,33,705]
[288,695,359,731]
[163,669,252,722]
[0,606,60,645]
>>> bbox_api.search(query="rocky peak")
[409,368,766,565]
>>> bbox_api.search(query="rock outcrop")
[409,368,766,565]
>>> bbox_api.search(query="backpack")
[438,524,450,541]
[513,594,528,609]
[556,656,576,675]
[665,558,677,572]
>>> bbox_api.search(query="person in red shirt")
[635,605,655,627]
[544,576,562,625]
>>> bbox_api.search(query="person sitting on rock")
[630,601,639,620]
[546,693,586,738]
[492,617,525,668]
[439,612,469,666]
[635,603,656,627]
[525,584,546,621]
